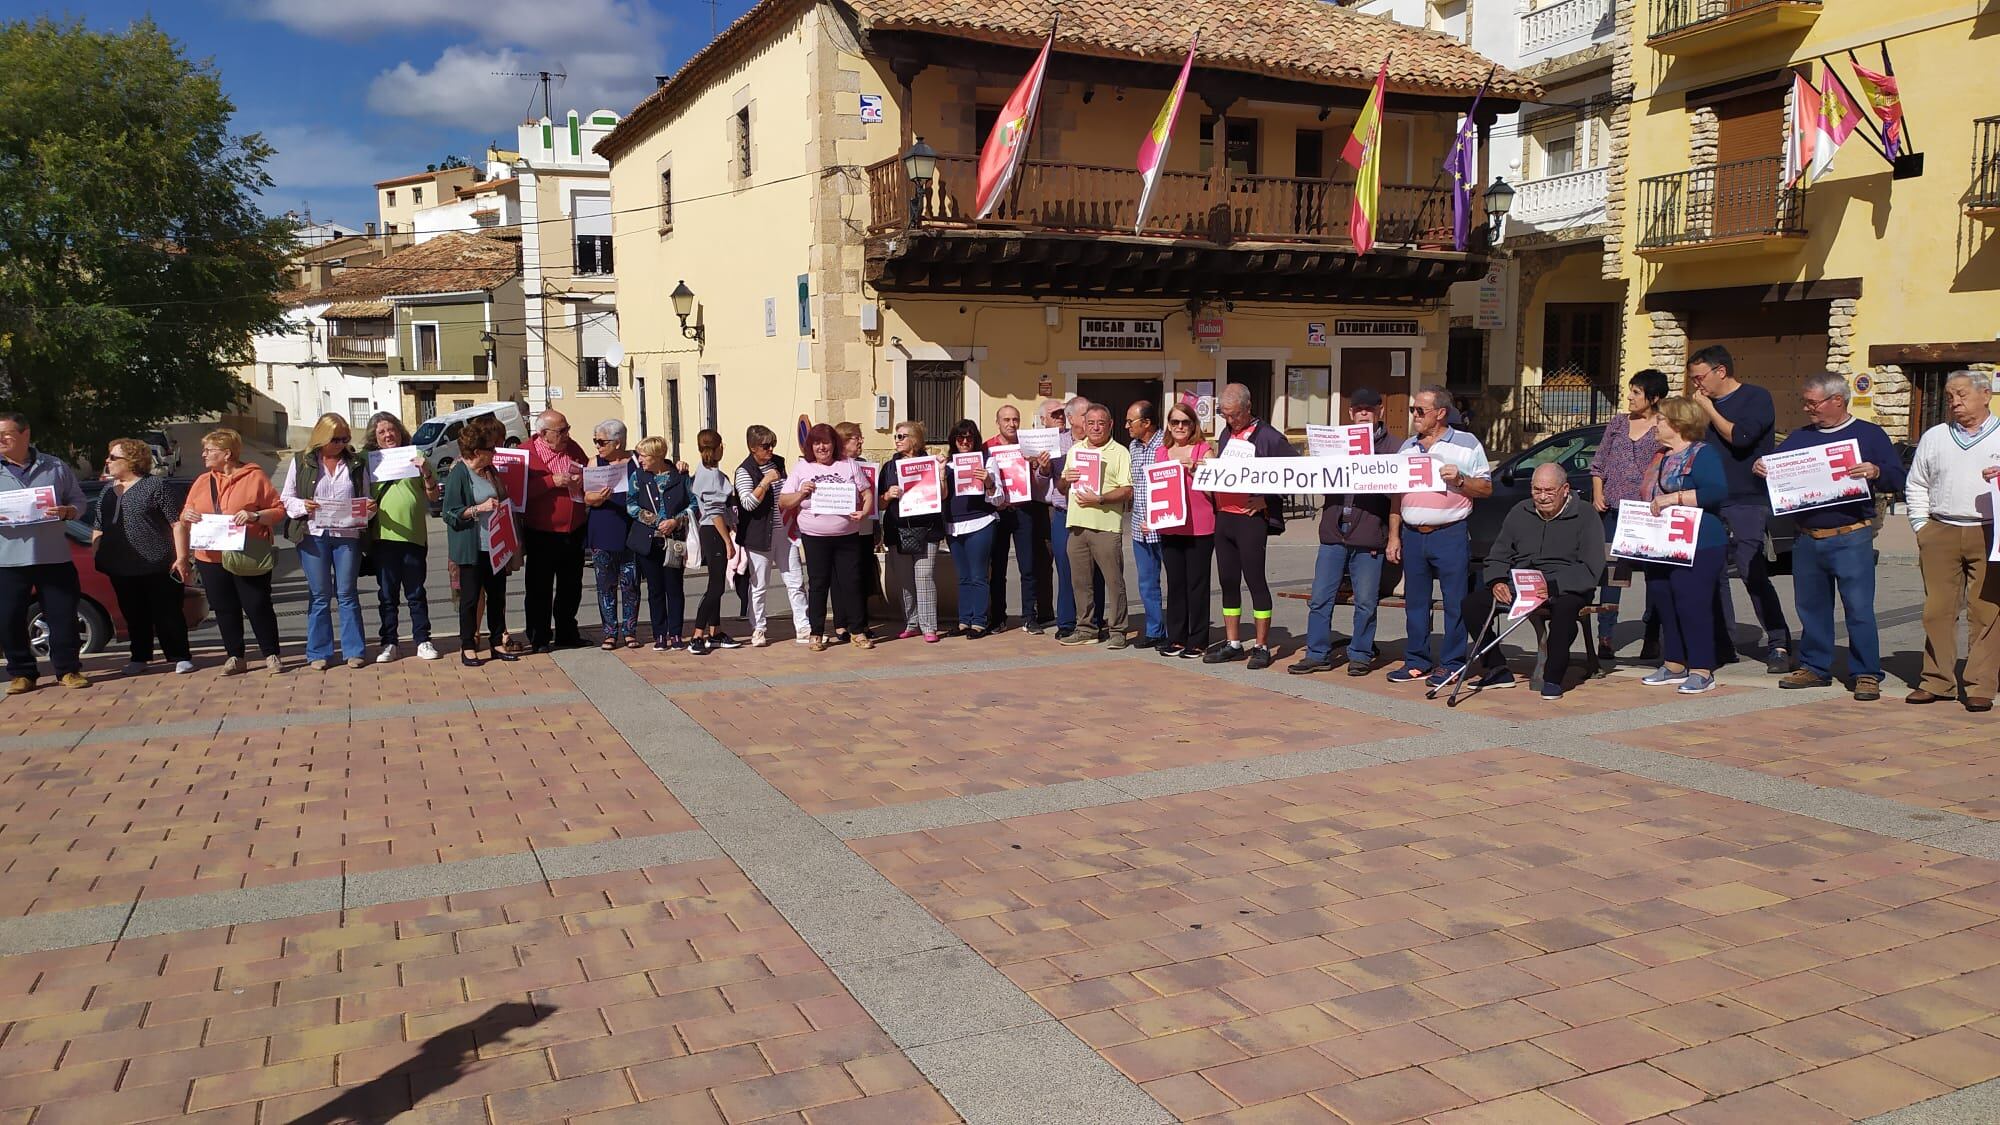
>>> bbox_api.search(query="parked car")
[28,479,211,659]
[409,402,528,476]
[141,430,180,476]
[1470,424,1796,572]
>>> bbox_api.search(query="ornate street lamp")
[1484,178,1515,246]
[671,280,704,348]
[903,136,938,227]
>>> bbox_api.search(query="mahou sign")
[1191,455,1444,495]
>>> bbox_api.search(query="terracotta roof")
[323,300,393,318]
[285,233,518,308]
[374,167,474,189]
[599,0,1536,158]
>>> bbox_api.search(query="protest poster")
[1016,427,1061,457]
[367,445,425,482]
[1610,500,1699,566]
[1070,448,1103,494]
[951,452,985,497]
[809,477,858,517]
[311,498,366,529]
[1191,455,1443,495]
[0,486,57,525]
[1145,460,1188,532]
[490,447,530,512]
[485,504,520,571]
[854,462,878,513]
[989,445,1032,503]
[1508,569,1548,621]
[582,463,629,494]
[1304,423,1377,458]
[189,514,245,552]
[1764,439,1868,515]
[896,456,941,516]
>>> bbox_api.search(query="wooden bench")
[1278,590,1615,681]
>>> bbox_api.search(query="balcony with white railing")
[1508,166,1610,237]
[1519,0,1617,68]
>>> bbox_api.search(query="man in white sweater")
[1905,369,2000,712]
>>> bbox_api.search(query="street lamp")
[1483,178,1515,246]
[902,136,937,227]
[671,280,704,348]
[479,330,497,379]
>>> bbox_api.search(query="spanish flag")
[974,20,1057,220]
[1341,56,1390,254]
[1134,32,1198,235]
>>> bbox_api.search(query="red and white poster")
[484,503,520,571]
[1145,460,1188,533]
[989,444,1032,503]
[896,456,941,517]
[854,461,878,508]
[1610,500,1699,566]
[1070,448,1103,495]
[951,452,986,497]
[1305,423,1377,458]
[1763,439,1868,515]
[489,447,530,513]
[0,486,59,526]
[1507,569,1548,621]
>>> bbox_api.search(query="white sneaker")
[417,642,441,661]
[174,660,196,675]
[794,635,814,645]
[751,631,769,648]
[375,643,399,664]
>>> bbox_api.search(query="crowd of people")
[0,358,1993,708]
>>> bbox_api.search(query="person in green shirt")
[1058,404,1134,647]
[365,412,442,662]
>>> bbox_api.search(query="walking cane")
[1426,598,1539,706]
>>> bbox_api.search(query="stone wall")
[1600,0,1633,281]
[1648,310,1688,390]
[806,7,872,424]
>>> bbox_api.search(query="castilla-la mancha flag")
[1786,62,1862,187]
[974,21,1057,219]
[1134,32,1198,234]
[1341,56,1391,254]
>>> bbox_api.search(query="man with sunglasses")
[1290,389,1399,677]
[1389,386,1492,687]
[524,409,590,652]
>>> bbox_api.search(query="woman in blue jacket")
[626,436,697,650]
[1641,396,1729,696]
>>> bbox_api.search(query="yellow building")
[374,166,480,244]
[1617,0,2000,440]
[597,0,1536,461]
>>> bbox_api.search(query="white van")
[409,402,530,474]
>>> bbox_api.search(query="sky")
[25,1,760,229]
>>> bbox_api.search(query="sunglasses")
[1167,418,1193,426]
[327,436,351,445]
[593,437,615,445]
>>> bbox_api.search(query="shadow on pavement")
[282,1002,548,1125]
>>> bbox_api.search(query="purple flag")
[1444,72,1490,251]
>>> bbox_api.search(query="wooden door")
[1340,348,1410,440]
[1712,89,1785,237]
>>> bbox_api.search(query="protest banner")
[1610,500,1699,566]
[1145,460,1188,532]
[989,445,1031,503]
[0,486,57,525]
[490,447,530,512]
[189,514,245,552]
[1305,423,1376,458]
[896,456,941,516]
[1016,427,1060,457]
[1508,569,1548,621]
[951,452,985,497]
[367,445,425,482]
[485,504,520,571]
[809,477,858,517]
[1070,448,1103,494]
[1190,455,1442,495]
[1764,439,1868,515]
[582,463,629,494]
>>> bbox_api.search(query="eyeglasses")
[894,432,913,440]
[1409,406,1438,415]
[105,455,128,462]
[1167,418,1193,427]
[593,437,615,445]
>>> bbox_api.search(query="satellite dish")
[604,343,624,368]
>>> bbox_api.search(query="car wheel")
[27,599,111,660]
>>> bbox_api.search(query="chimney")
[655,75,669,88]
[365,221,377,237]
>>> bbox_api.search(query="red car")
[28,481,210,659]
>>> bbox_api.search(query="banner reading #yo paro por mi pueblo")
[1191,455,1445,495]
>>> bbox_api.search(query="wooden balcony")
[1635,156,1806,260]
[1646,0,1820,54]
[864,153,1481,304]
[326,335,390,363]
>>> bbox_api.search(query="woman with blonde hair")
[281,413,376,670]
[180,428,286,675]
[1641,395,1729,696]
[879,419,944,641]
[93,437,195,674]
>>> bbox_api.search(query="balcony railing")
[1636,156,1804,250]
[580,358,620,391]
[1520,0,1616,67]
[1973,116,2000,214]
[1509,166,1610,231]
[1649,0,1817,42]
[866,153,1456,251]
[326,335,389,361]
[574,235,614,276]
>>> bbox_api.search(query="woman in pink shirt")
[1156,401,1215,658]
[780,423,876,650]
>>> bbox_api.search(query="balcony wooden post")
[890,58,928,151]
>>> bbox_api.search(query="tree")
[0,18,293,459]
[428,155,470,172]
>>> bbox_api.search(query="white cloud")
[258,122,407,193]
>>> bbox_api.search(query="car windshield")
[411,421,446,447]
[1514,432,1598,475]
[142,431,170,446]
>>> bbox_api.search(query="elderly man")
[1688,344,1790,671]
[986,403,1040,632]
[1202,382,1292,669]
[1907,370,2000,712]
[1058,404,1133,648]
[1291,388,1400,677]
[1125,400,1167,647]
[1756,373,1904,701]
[1391,385,1493,686]
[0,413,89,693]
[1457,464,1605,699]
[523,409,590,653]
[1039,396,1105,641]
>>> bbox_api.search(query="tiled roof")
[599,0,1536,157]
[322,300,393,318]
[285,233,518,309]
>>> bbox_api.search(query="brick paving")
[0,858,957,1124]
[679,661,1422,813]
[1610,697,2000,820]
[0,702,695,917]
[862,747,2000,1122]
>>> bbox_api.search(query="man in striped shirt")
[1125,400,1166,648]
[1389,385,1492,687]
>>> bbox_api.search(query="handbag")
[210,476,274,577]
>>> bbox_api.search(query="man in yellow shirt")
[1058,404,1134,648]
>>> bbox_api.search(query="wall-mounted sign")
[859,94,884,125]
[1476,265,1506,331]
[1079,317,1163,351]
[1037,374,1054,397]
[1194,317,1225,342]
[797,275,812,335]
[1307,322,1327,347]
[1336,319,1421,337]
[764,297,777,337]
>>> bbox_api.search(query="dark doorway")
[1341,348,1411,440]
[1224,358,1276,427]
[1295,129,1325,179]
[1078,376,1162,446]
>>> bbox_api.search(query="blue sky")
[27,1,759,227]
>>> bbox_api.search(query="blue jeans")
[1306,544,1384,664]
[1050,506,1104,632]
[1794,527,1879,680]
[373,540,432,646]
[299,534,366,662]
[1131,539,1165,639]
[948,522,998,630]
[1400,521,1471,673]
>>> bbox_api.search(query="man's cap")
[1347,388,1384,409]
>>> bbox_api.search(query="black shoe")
[556,636,589,650]
[1765,646,1795,674]
[1097,628,1109,643]
[831,631,852,646]
[1157,643,1183,658]
[490,648,519,662]
[1246,646,1273,671]
[529,642,553,655]
[1178,645,1203,659]
[1025,621,1046,635]
[1288,657,1334,676]
[1054,629,1076,643]
[712,633,744,650]
[1202,641,1246,664]
[460,652,481,667]
[1347,660,1374,677]
[689,637,710,656]
[1133,635,1158,649]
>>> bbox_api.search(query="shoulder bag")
[211,475,275,577]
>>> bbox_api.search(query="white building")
[514,109,622,416]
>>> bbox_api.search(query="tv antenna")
[704,0,720,35]
[493,68,567,120]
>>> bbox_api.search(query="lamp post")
[902,136,937,228]
[671,281,704,349]
[479,331,497,383]
[1483,178,1515,247]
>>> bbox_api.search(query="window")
[453,399,474,413]
[974,105,1000,148]
[1543,135,1576,177]
[659,169,673,233]
[1294,129,1325,179]
[667,377,683,461]
[385,189,396,207]
[348,398,369,424]
[412,323,440,371]
[1199,117,1260,175]
[412,186,423,205]
[580,358,620,391]
[735,107,752,178]
[909,360,965,441]
[702,373,718,431]
[573,193,613,276]
[579,311,620,390]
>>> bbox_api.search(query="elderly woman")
[1641,396,1729,696]
[364,412,441,662]
[584,419,641,649]
[781,422,875,651]
[440,416,517,666]
[628,436,696,650]
[1590,369,1668,662]
[879,420,944,642]
[281,413,376,670]
[180,428,285,675]
[93,438,195,675]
